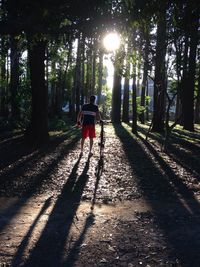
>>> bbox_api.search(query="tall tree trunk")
[175,87,182,122]
[151,3,167,132]
[174,29,183,123]
[97,48,103,105]
[80,35,85,106]
[55,64,62,118]
[49,60,56,118]
[182,7,199,131]
[132,66,137,134]
[75,34,81,119]
[140,29,149,124]
[136,53,141,97]
[26,35,49,144]
[91,39,97,95]
[0,37,8,117]
[10,35,20,120]
[111,53,122,123]
[122,49,130,123]
[146,78,149,121]
[195,67,200,123]
[85,40,92,101]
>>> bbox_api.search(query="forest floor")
[0,122,200,267]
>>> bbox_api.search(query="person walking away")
[77,95,101,156]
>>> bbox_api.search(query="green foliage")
[48,118,69,132]
[136,96,150,115]
[100,84,112,119]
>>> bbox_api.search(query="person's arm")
[96,108,102,123]
[77,110,83,126]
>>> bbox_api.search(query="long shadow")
[0,128,79,171]
[114,124,200,266]
[63,212,95,266]
[138,124,200,177]
[90,157,104,210]
[0,134,80,234]
[11,197,52,267]
[173,128,200,143]
[0,134,37,170]
[22,156,91,267]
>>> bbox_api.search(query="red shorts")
[82,125,96,139]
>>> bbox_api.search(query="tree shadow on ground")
[0,127,79,170]
[173,127,200,143]
[63,212,95,266]
[90,157,104,210]
[20,156,91,267]
[138,124,200,177]
[0,131,80,234]
[11,197,52,267]
[114,124,200,267]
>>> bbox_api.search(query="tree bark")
[85,40,92,101]
[10,35,20,120]
[194,66,200,123]
[97,48,103,105]
[0,37,8,117]
[80,35,85,106]
[182,7,199,131]
[111,52,122,123]
[75,34,81,119]
[132,67,137,134]
[122,49,130,123]
[91,39,97,95]
[140,29,149,124]
[26,34,49,144]
[151,4,167,132]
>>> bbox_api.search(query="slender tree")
[10,35,20,120]
[195,65,200,123]
[97,47,103,105]
[182,3,199,131]
[139,25,150,124]
[122,42,130,123]
[132,63,137,134]
[111,50,123,123]
[151,2,167,132]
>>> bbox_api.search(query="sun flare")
[103,32,120,52]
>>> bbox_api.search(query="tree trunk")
[132,68,137,134]
[26,35,49,144]
[146,78,149,121]
[74,35,81,119]
[85,41,92,101]
[10,35,20,120]
[97,48,103,105]
[0,37,8,117]
[194,67,200,123]
[49,60,56,118]
[122,51,130,123]
[140,29,149,124]
[174,28,183,124]
[175,87,182,123]
[182,8,199,131]
[151,4,167,132]
[80,36,85,106]
[91,39,97,95]
[55,65,62,118]
[111,56,122,123]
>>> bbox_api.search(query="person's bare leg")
[89,138,93,155]
[81,138,85,155]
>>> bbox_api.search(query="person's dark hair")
[90,95,96,104]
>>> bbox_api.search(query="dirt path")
[0,124,200,266]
